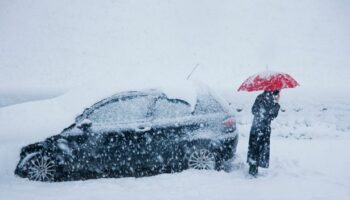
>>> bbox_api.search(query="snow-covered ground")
[0,89,349,200]
[0,138,349,200]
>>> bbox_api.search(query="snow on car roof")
[157,81,198,111]
[65,79,199,108]
[83,80,203,112]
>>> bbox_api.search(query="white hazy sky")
[0,0,349,92]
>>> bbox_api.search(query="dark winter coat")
[247,91,280,168]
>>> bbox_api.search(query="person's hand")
[273,93,280,103]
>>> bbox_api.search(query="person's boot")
[249,164,258,177]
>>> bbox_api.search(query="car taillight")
[223,117,236,132]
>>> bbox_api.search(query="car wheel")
[187,148,216,170]
[27,154,57,182]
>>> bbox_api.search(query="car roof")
[75,88,231,122]
[89,88,225,108]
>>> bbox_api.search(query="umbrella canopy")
[238,71,299,92]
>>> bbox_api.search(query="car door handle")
[135,126,151,132]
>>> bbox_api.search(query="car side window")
[153,98,191,119]
[87,95,152,124]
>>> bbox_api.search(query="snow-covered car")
[14,89,238,182]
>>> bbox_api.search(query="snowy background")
[0,0,350,200]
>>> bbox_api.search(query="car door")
[149,96,194,172]
[84,94,155,177]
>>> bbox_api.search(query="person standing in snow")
[247,90,280,176]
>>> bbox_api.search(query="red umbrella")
[238,71,299,92]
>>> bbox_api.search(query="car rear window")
[194,95,224,114]
[153,98,191,119]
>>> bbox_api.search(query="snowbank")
[0,80,205,143]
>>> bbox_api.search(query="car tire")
[185,140,218,170]
[26,153,57,182]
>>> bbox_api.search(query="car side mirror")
[77,119,92,130]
